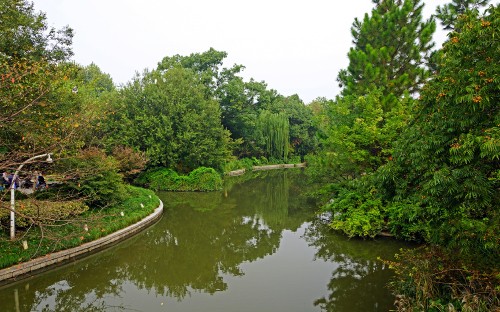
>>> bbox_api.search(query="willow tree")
[257,111,289,162]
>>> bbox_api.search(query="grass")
[0,185,160,269]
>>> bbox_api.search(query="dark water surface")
[0,170,408,311]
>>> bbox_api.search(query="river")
[0,169,409,311]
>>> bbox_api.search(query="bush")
[326,190,385,238]
[322,177,386,238]
[135,167,223,191]
[111,145,148,181]
[223,158,256,172]
[57,148,127,207]
[223,156,301,173]
[387,247,500,312]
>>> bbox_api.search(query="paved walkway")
[226,162,306,176]
[0,200,164,285]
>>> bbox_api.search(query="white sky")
[33,0,456,103]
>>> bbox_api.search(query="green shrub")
[57,148,127,208]
[223,156,302,173]
[327,190,385,238]
[135,167,223,191]
[188,167,224,191]
[322,177,386,238]
[287,155,302,164]
[223,158,255,172]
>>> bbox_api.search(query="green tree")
[157,48,285,158]
[0,0,78,165]
[0,1,130,246]
[337,0,435,110]
[267,94,317,160]
[0,0,73,63]
[436,0,490,30]
[378,5,499,262]
[310,0,434,203]
[310,91,412,187]
[109,67,233,173]
[157,48,234,98]
[218,77,281,157]
[256,110,290,162]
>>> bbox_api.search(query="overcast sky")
[33,0,458,103]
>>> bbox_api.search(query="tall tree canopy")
[436,0,490,30]
[108,66,233,173]
[309,0,431,185]
[0,0,73,63]
[378,4,499,261]
[337,0,435,109]
[157,48,315,161]
[256,111,290,162]
[0,0,76,166]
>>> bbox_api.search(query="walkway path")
[226,163,306,176]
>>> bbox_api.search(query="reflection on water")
[304,219,404,311]
[0,170,408,311]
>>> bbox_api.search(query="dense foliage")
[135,167,223,192]
[313,2,499,310]
[377,5,499,259]
[2,0,498,309]
[107,66,233,173]
[337,0,435,108]
[436,0,490,30]
[0,185,158,269]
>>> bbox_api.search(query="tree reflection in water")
[0,170,315,311]
[304,218,409,312]
[0,170,407,311]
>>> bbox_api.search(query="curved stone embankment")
[226,162,306,176]
[0,200,164,285]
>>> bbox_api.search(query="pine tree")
[337,0,436,110]
[436,0,490,30]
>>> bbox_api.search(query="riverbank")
[0,186,162,285]
[0,200,163,285]
[226,162,306,176]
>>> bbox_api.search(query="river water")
[0,169,408,311]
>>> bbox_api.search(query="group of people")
[1,171,46,191]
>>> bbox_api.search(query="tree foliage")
[0,0,73,63]
[266,94,317,159]
[1,0,127,219]
[108,66,233,173]
[319,1,499,263]
[338,0,435,109]
[436,0,490,30]
[377,5,500,262]
[256,110,290,162]
[0,0,80,166]
[313,91,411,183]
